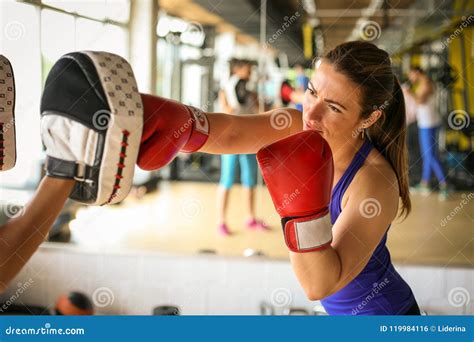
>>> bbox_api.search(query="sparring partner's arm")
[289,166,399,300]
[200,108,303,155]
[401,85,417,125]
[413,77,433,104]
[0,51,143,290]
[0,177,74,292]
[218,89,233,114]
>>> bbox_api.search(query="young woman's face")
[302,60,364,145]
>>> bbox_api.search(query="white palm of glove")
[41,114,98,166]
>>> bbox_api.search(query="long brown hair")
[322,41,411,217]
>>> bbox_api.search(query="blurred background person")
[406,66,448,200]
[402,81,421,187]
[216,59,268,236]
[294,63,309,112]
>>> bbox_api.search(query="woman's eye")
[308,88,316,96]
[329,105,341,113]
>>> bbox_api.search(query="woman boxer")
[225,41,418,315]
[218,41,418,315]
[139,40,420,315]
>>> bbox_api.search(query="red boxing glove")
[137,94,210,170]
[257,131,334,253]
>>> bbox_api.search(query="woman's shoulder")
[341,148,399,212]
[342,149,399,219]
[352,148,399,195]
[348,148,399,199]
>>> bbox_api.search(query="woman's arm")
[0,177,74,292]
[200,107,303,155]
[289,166,399,300]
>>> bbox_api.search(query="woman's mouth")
[304,121,323,134]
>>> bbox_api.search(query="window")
[0,0,130,190]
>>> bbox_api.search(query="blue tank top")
[321,140,415,315]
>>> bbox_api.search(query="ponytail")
[368,76,411,217]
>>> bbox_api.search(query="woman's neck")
[329,138,366,174]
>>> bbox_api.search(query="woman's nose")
[304,101,324,122]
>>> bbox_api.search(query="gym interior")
[0,0,472,316]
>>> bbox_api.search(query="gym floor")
[69,182,473,267]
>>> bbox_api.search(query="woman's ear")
[363,110,382,129]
